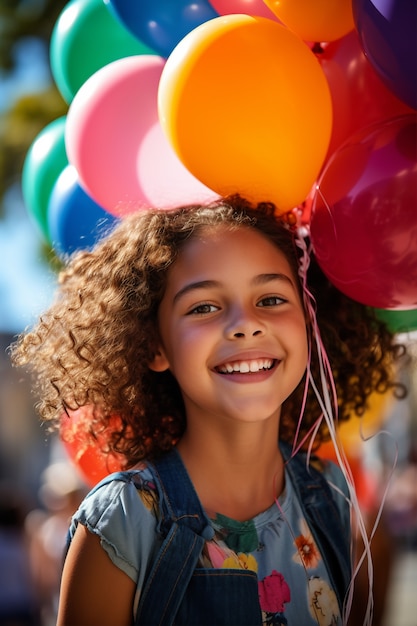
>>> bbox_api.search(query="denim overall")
[134,443,351,626]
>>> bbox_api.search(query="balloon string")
[291,223,376,625]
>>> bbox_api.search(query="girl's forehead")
[159,222,303,306]
[189,223,268,246]
[173,224,295,276]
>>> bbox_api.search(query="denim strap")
[280,442,351,614]
[135,450,213,626]
[135,522,205,625]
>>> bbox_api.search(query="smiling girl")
[11,196,405,625]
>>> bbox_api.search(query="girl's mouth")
[215,358,276,374]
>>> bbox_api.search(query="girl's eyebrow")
[173,273,294,304]
[254,273,295,287]
[173,280,219,304]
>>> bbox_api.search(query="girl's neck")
[176,420,284,522]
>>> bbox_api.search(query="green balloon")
[50,0,158,103]
[374,307,417,334]
[22,117,68,241]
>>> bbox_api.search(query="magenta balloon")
[310,115,417,310]
[65,56,217,215]
[209,0,277,19]
[317,31,413,161]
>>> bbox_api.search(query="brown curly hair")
[10,195,406,466]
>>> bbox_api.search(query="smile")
[215,359,276,374]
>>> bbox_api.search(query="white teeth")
[218,359,274,374]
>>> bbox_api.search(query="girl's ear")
[148,347,170,372]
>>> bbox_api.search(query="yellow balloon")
[320,391,393,461]
[158,15,332,213]
[263,0,354,43]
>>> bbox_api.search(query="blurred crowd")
[0,457,87,626]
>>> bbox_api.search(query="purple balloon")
[353,0,417,109]
[310,115,417,310]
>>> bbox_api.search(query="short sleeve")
[68,469,161,585]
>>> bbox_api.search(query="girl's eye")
[188,303,219,315]
[257,296,285,307]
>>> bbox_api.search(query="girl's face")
[151,225,308,429]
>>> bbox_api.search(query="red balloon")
[316,32,413,161]
[60,407,124,486]
[310,115,417,310]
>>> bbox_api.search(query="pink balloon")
[138,124,218,207]
[310,115,417,310]
[209,0,278,19]
[65,55,217,215]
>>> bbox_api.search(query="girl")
[11,195,405,626]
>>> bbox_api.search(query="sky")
[0,38,56,334]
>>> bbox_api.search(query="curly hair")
[10,195,406,466]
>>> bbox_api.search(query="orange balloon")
[263,0,354,42]
[158,15,332,213]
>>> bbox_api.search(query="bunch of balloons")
[20,0,416,483]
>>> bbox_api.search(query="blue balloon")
[48,166,119,256]
[104,0,219,58]
[353,0,417,110]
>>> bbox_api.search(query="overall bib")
[134,443,351,626]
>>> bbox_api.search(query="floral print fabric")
[201,474,341,626]
[69,463,344,625]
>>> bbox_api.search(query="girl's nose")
[232,328,263,338]
[225,307,265,340]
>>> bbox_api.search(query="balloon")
[353,0,417,110]
[66,56,218,215]
[158,15,332,214]
[60,407,124,487]
[47,165,118,256]
[319,391,392,509]
[374,307,417,334]
[50,0,157,103]
[209,0,277,20]
[263,0,354,42]
[104,0,219,58]
[310,115,417,310]
[316,32,414,160]
[22,117,68,241]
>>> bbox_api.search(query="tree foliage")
[0,0,68,215]
[0,0,67,71]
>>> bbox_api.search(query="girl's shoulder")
[68,465,162,583]
[310,454,349,491]
[308,453,351,528]
[75,465,160,526]
[281,443,351,530]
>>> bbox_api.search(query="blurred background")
[0,3,85,625]
[0,1,416,625]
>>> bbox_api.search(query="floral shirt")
[201,474,341,626]
[69,461,347,626]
